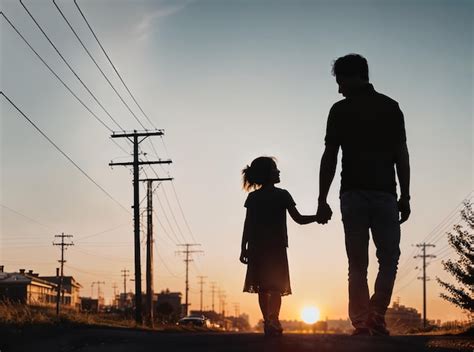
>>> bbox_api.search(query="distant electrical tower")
[197,275,208,313]
[109,130,172,324]
[140,177,172,327]
[53,233,73,317]
[209,282,217,312]
[415,243,436,328]
[176,244,203,316]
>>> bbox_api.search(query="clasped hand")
[316,201,332,224]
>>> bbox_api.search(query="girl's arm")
[288,206,318,225]
[240,208,253,264]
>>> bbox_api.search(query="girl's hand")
[239,248,249,264]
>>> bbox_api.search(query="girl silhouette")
[240,156,318,336]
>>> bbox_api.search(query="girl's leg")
[258,292,270,321]
[268,292,282,322]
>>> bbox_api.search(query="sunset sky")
[1,0,472,326]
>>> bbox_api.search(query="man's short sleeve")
[284,190,296,209]
[395,104,407,144]
[324,104,341,146]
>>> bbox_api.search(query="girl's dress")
[243,186,295,296]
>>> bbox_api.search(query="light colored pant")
[340,190,401,328]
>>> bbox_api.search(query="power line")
[145,143,198,245]
[142,156,188,243]
[52,0,147,130]
[153,210,180,246]
[0,11,129,155]
[423,191,473,244]
[0,204,57,231]
[73,0,157,130]
[19,0,126,132]
[396,191,472,277]
[155,186,183,244]
[1,92,130,214]
[170,180,197,243]
[74,222,131,242]
[153,240,182,279]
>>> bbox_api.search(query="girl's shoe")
[264,319,283,337]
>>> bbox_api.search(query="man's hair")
[332,54,369,81]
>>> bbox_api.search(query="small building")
[0,267,82,310]
[155,289,182,322]
[40,275,82,310]
[0,267,57,305]
[117,292,135,310]
[386,300,422,332]
[80,297,99,313]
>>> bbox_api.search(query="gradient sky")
[1,0,472,326]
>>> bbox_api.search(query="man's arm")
[317,144,339,223]
[395,141,411,223]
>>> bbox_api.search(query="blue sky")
[1,0,472,324]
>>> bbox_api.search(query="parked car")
[177,315,209,327]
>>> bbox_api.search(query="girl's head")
[242,156,280,191]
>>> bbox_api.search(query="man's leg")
[369,192,401,331]
[341,191,371,329]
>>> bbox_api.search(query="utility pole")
[141,177,172,326]
[110,129,172,324]
[95,281,106,301]
[91,282,95,297]
[176,244,203,316]
[233,302,240,317]
[197,275,207,313]
[53,233,73,317]
[112,283,118,307]
[121,269,130,296]
[210,282,217,312]
[415,243,436,328]
[219,290,227,318]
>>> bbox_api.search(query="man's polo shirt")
[325,84,407,196]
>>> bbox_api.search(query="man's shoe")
[351,328,371,336]
[366,313,390,336]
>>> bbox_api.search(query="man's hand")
[239,248,249,264]
[398,197,411,224]
[316,201,333,224]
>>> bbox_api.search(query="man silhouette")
[316,54,411,336]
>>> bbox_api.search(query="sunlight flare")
[301,306,320,324]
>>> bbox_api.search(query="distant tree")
[436,200,474,320]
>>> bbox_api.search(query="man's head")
[332,54,369,97]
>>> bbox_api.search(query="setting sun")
[301,306,321,324]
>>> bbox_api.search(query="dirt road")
[2,327,472,352]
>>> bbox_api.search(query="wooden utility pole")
[110,130,171,324]
[219,290,227,318]
[197,275,207,313]
[232,302,240,317]
[140,177,172,326]
[176,244,203,316]
[121,269,130,296]
[112,283,118,307]
[415,243,436,328]
[210,282,217,312]
[53,233,73,317]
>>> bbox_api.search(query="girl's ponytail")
[242,165,255,192]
